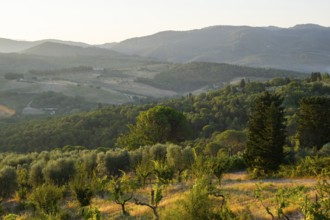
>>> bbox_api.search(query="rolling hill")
[0,38,89,53]
[136,62,303,92]
[0,41,156,73]
[110,24,330,72]
[2,24,330,72]
[22,42,125,57]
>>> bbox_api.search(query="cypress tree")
[297,96,330,150]
[244,92,286,175]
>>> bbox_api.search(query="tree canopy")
[117,106,192,150]
[297,96,330,150]
[244,92,286,175]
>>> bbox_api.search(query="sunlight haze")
[0,0,330,44]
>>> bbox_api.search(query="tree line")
[0,74,330,153]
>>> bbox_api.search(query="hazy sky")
[1,0,329,44]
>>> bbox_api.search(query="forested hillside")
[136,62,301,92]
[1,74,329,152]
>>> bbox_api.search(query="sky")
[0,0,329,44]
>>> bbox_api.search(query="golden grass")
[222,178,317,219]
[54,174,318,219]
[7,178,317,220]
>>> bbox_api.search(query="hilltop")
[2,24,330,72]
[111,24,330,72]
[22,42,123,57]
[0,37,89,53]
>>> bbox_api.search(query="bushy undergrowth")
[279,156,330,177]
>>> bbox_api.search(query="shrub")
[3,214,18,220]
[227,154,246,171]
[83,206,102,220]
[43,159,76,186]
[29,184,63,215]
[319,143,330,157]
[0,166,17,199]
[70,170,95,207]
[104,150,130,177]
[29,161,45,187]
[279,156,330,177]
[161,178,231,220]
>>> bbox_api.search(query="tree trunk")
[121,203,128,216]
[152,207,159,220]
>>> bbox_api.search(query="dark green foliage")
[136,62,300,93]
[227,154,246,171]
[1,154,32,168]
[117,106,192,150]
[0,106,140,152]
[166,145,194,182]
[297,96,330,150]
[43,159,76,186]
[0,75,329,154]
[16,166,29,201]
[0,166,17,199]
[244,92,286,175]
[239,79,246,89]
[204,142,222,157]
[29,161,45,187]
[70,165,95,207]
[268,77,291,86]
[279,156,330,177]
[104,150,130,177]
[243,81,265,93]
[310,72,322,82]
[76,188,93,207]
[214,129,247,155]
[210,150,230,185]
[149,144,167,162]
[80,152,98,177]
[319,143,330,157]
[29,184,63,215]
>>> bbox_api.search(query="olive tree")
[0,166,17,199]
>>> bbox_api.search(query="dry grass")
[87,176,318,219]
[7,173,318,219]
[221,174,317,219]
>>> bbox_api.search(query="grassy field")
[49,172,319,220]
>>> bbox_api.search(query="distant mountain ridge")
[1,24,330,72]
[22,42,122,57]
[0,38,89,53]
[110,24,330,72]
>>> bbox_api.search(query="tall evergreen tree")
[244,92,286,175]
[297,96,330,150]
